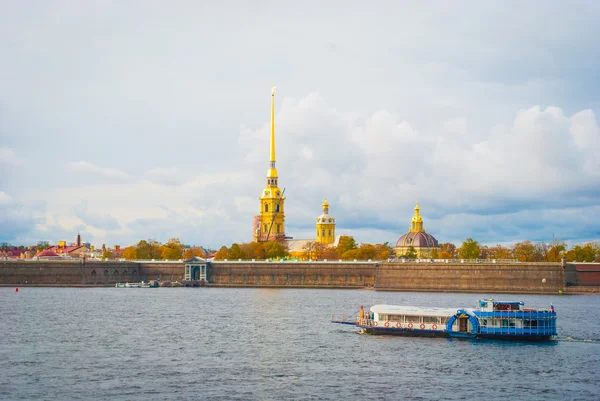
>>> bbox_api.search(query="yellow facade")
[316,198,335,245]
[254,87,286,242]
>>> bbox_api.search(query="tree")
[356,244,377,260]
[264,241,287,259]
[229,243,244,260]
[341,249,359,260]
[213,246,230,260]
[183,247,206,259]
[337,236,357,256]
[403,246,417,260]
[122,246,137,260]
[375,243,392,260]
[458,238,481,259]
[161,238,184,260]
[438,243,457,259]
[430,248,439,259]
[302,241,318,260]
[565,242,600,262]
[102,250,113,260]
[546,240,566,262]
[487,245,512,260]
[512,241,536,262]
[321,248,340,260]
[135,240,162,259]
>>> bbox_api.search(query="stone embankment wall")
[0,260,184,286]
[375,262,563,294]
[0,258,579,294]
[209,261,376,287]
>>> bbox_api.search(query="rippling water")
[1,288,599,400]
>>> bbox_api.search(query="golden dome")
[267,167,278,178]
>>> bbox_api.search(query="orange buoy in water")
[15,288,19,292]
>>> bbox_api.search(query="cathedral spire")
[270,85,276,166]
[266,86,278,182]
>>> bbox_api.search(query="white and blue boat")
[332,299,557,341]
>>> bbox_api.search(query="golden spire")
[322,196,329,214]
[410,201,424,232]
[266,86,278,180]
[270,85,276,164]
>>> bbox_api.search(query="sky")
[1,1,599,249]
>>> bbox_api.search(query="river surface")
[1,288,599,400]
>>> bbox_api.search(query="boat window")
[423,316,438,323]
[406,315,421,323]
[388,315,402,322]
[440,317,448,324]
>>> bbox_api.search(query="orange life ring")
[384,322,390,328]
[432,324,437,330]
[373,321,378,326]
[408,322,413,329]
[420,323,425,329]
[396,322,401,328]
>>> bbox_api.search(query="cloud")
[66,161,130,180]
[0,147,22,166]
[0,192,41,243]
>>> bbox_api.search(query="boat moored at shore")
[115,280,159,288]
[332,299,557,341]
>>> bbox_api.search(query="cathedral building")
[394,202,439,258]
[252,87,340,259]
[253,87,286,242]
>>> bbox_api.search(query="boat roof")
[370,304,462,317]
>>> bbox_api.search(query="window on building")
[265,204,269,212]
[328,229,332,236]
[322,229,325,236]
[276,224,280,233]
[316,231,319,237]
[276,204,280,212]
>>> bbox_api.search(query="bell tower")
[254,86,286,242]
[316,198,335,245]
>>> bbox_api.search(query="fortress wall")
[376,262,564,294]
[209,262,376,287]
[0,259,568,293]
[0,260,140,286]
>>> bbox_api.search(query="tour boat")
[332,299,557,341]
[115,281,159,288]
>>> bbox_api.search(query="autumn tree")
[213,246,230,260]
[487,245,512,260]
[374,243,392,260]
[337,236,357,256]
[302,241,319,260]
[356,244,377,260]
[122,246,137,260]
[161,238,184,260]
[341,249,359,260]
[102,250,113,260]
[183,247,206,259]
[264,241,287,259]
[321,248,340,260]
[438,243,457,259]
[229,243,244,260]
[566,242,600,262]
[512,240,537,262]
[458,238,481,259]
[546,240,566,262]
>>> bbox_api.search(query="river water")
[1,288,598,400]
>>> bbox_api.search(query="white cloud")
[0,147,21,166]
[67,161,130,180]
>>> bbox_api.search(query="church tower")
[316,198,335,245]
[253,86,286,242]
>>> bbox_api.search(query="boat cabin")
[478,299,523,312]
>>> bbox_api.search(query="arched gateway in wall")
[184,257,209,282]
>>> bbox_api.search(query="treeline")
[428,239,600,263]
[116,238,207,261]
[212,237,392,261]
